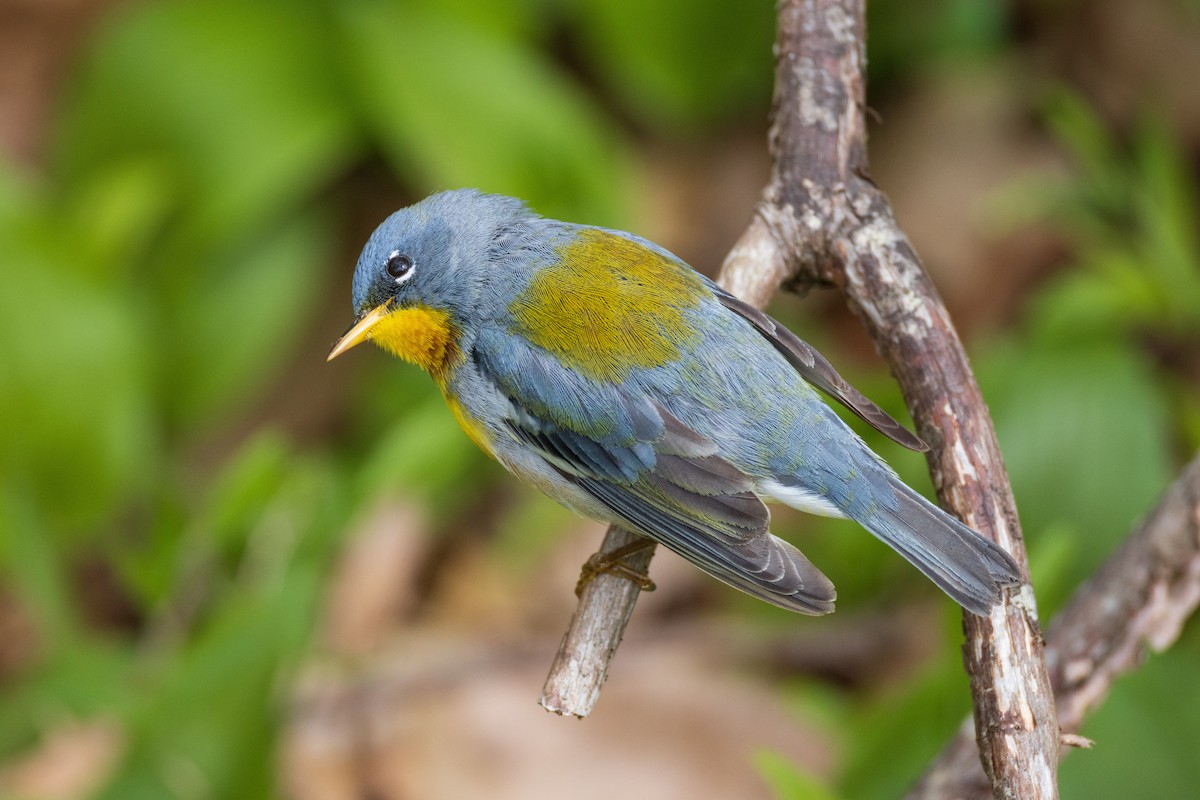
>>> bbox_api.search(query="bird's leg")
[575,539,657,596]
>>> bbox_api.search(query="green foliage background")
[1,0,1197,797]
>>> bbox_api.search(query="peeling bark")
[913,456,1200,798]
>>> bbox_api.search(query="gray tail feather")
[864,477,1022,615]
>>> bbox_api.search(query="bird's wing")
[475,330,836,614]
[713,289,928,452]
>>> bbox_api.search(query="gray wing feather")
[502,399,836,614]
[571,473,835,615]
[715,291,928,452]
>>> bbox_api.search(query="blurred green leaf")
[572,0,773,133]
[981,339,1171,599]
[0,158,33,217]
[757,750,843,800]
[0,227,154,530]
[57,0,359,252]
[867,0,1007,84]
[1024,521,1082,614]
[1042,88,1128,225]
[353,393,495,517]
[99,458,341,798]
[841,655,969,800]
[113,432,295,611]
[0,488,79,648]
[0,638,132,754]
[1060,625,1200,799]
[168,209,334,427]
[65,157,176,283]
[1130,114,1200,332]
[99,568,318,799]
[411,0,543,40]
[203,432,293,553]
[337,0,632,225]
[1037,95,1200,339]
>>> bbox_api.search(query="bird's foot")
[575,540,656,596]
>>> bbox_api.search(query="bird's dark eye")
[385,251,414,280]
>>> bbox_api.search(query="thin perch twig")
[538,215,788,717]
[539,526,655,715]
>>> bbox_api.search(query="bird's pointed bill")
[327,302,391,361]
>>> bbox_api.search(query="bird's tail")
[859,476,1022,615]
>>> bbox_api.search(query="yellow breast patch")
[369,304,460,378]
[445,394,494,457]
[508,229,704,382]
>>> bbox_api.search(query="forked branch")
[544,3,1062,797]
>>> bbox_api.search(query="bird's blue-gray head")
[351,189,532,317]
[328,189,532,369]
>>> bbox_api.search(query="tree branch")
[547,7,1060,797]
[912,455,1200,797]
[1047,457,1200,731]
[763,4,1058,797]
[539,526,655,715]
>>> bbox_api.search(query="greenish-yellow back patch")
[369,304,460,378]
[509,229,705,382]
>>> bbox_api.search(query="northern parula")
[328,190,1020,615]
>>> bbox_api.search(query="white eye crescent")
[386,250,415,284]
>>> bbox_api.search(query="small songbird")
[328,190,1020,615]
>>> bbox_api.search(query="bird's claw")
[575,540,656,596]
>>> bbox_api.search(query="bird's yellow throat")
[326,301,487,452]
[372,307,493,455]
[368,304,460,377]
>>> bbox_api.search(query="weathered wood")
[1048,457,1200,732]
[763,4,1058,797]
[539,526,655,716]
[913,456,1200,797]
